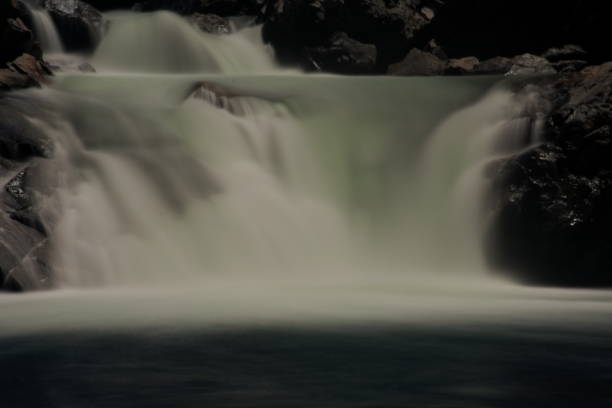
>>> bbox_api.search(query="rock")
[306,32,377,74]
[507,54,556,75]
[189,13,231,34]
[0,69,34,90]
[388,48,445,76]
[0,102,57,292]
[0,104,54,161]
[445,56,479,75]
[473,54,556,76]
[40,0,104,53]
[543,45,587,63]
[0,17,36,64]
[474,57,514,75]
[487,62,612,286]
[7,53,49,85]
[262,0,445,72]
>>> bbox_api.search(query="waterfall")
[6,12,534,290]
[27,7,64,54]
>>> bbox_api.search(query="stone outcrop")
[487,63,612,286]
[0,101,56,291]
[39,0,104,52]
[262,0,445,73]
[0,0,49,89]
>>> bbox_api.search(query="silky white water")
[28,7,64,53]
[3,11,544,291]
[5,10,594,331]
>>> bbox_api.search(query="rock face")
[306,32,377,74]
[0,0,48,89]
[262,0,444,73]
[0,101,56,291]
[40,0,104,53]
[487,63,612,286]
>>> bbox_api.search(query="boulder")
[388,48,445,76]
[474,54,556,76]
[487,62,612,286]
[40,0,104,53]
[444,56,479,75]
[507,54,556,75]
[306,32,377,74]
[0,70,34,90]
[0,103,56,291]
[262,0,445,72]
[7,53,50,85]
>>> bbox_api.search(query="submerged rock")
[487,62,612,286]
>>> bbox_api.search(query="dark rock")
[0,100,57,291]
[0,104,54,161]
[189,13,230,34]
[388,48,445,76]
[473,54,556,76]
[40,0,104,53]
[0,69,34,90]
[262,0,445,72]
[306,32,377,74]
[543,45,587,63]
[445,56,479,75]
[487,62,612,286]
[7,53,49,85]
[474,57,514,75]
[507,54,556,76]
[0,17,36,64]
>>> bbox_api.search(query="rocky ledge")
[487,63,612,286]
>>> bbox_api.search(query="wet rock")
[543,45,588,63]
[507,54,556,76]
[262,0,445,72]
[7,53,50,85]
[388,48,445,76]
[0,104,54,161]
[0,17,36,64]
[474,57,514,75]
[306,32,377,74]
[40,0,104,53]
[0,69,34,90]
[189,13,231,34]
[444,56,479,75]
[487,62,612,286]
[550,60,588,74]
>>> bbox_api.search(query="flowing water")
[2,11,612,407]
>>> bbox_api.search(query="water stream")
[2,10,612,408]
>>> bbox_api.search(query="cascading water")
[5,11,536,289]
[27,6,64,54]
[3,12,612,408]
